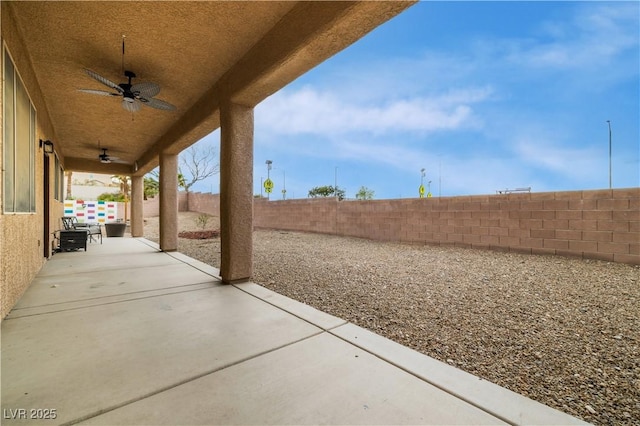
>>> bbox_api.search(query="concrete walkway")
[1,238,587,425]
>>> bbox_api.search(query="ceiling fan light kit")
[122,96,141,112]
[99,148,112,163]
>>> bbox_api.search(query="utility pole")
[282,170,286,200]
[439,161,442,197]
[607,120,612,189]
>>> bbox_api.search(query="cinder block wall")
[186,192,220,216]
[143,192,188,217]
[252,188,639,265]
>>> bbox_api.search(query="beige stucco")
[220,102,254,283]
[1,6,63,319]
[159,152,178,251]
[130,176,143,237]
[2,1,414,176]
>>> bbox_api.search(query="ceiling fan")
[78,68,176,112]
[98,148,116,164]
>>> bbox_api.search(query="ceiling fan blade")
[122,98,142,112]
[141,97,176,111]
[131,81,160,98]
[84,69,124,93]
[78,89,120,97]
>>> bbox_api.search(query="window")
[3,46,36,212]
[54,155,64,201]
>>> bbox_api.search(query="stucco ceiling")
[5,1,415,176]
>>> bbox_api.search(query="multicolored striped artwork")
[63,200,117,223]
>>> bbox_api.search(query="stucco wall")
[1,214,43,318]
[1,4,60,320]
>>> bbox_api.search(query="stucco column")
[220,101,253,283]
[159,152,178,251]
[130,175,144,237]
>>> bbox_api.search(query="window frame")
[54,154,64,202]
[3,44,37,213]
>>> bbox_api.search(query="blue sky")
[188,1,639,199]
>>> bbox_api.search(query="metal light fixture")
[39,139,54,154]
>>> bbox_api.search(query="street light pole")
[439,161,442,197]
[607,120,612,189]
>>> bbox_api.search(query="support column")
[130,175,144,237]
[159,152,178,252]
[220,101,254,283]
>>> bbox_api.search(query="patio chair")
[61,216,103,244]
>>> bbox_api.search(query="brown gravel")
[144,212,640,425]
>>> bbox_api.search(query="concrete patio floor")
[1,237,587,425]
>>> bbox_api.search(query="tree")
[143,175,159,200]
[179,144,219,193]
[109,175,131,221]
[355,186,375,200]
[308,185,345,201]
[111,175,131,201]
[97,192,127,202]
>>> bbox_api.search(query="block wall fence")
[147,188,639,265]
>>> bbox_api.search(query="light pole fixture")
[421,168,425,186]
[606,120,612,189]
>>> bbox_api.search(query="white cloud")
[513,138,604,184]
[256,86,492,137]
[507,3,639,70]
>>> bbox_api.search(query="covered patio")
[1,237,585,425]
[1,0,418,316]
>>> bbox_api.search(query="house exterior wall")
[1,4,62,320]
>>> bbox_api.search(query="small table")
[58,230,88,251]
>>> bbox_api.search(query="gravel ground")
[144,212,639,425]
